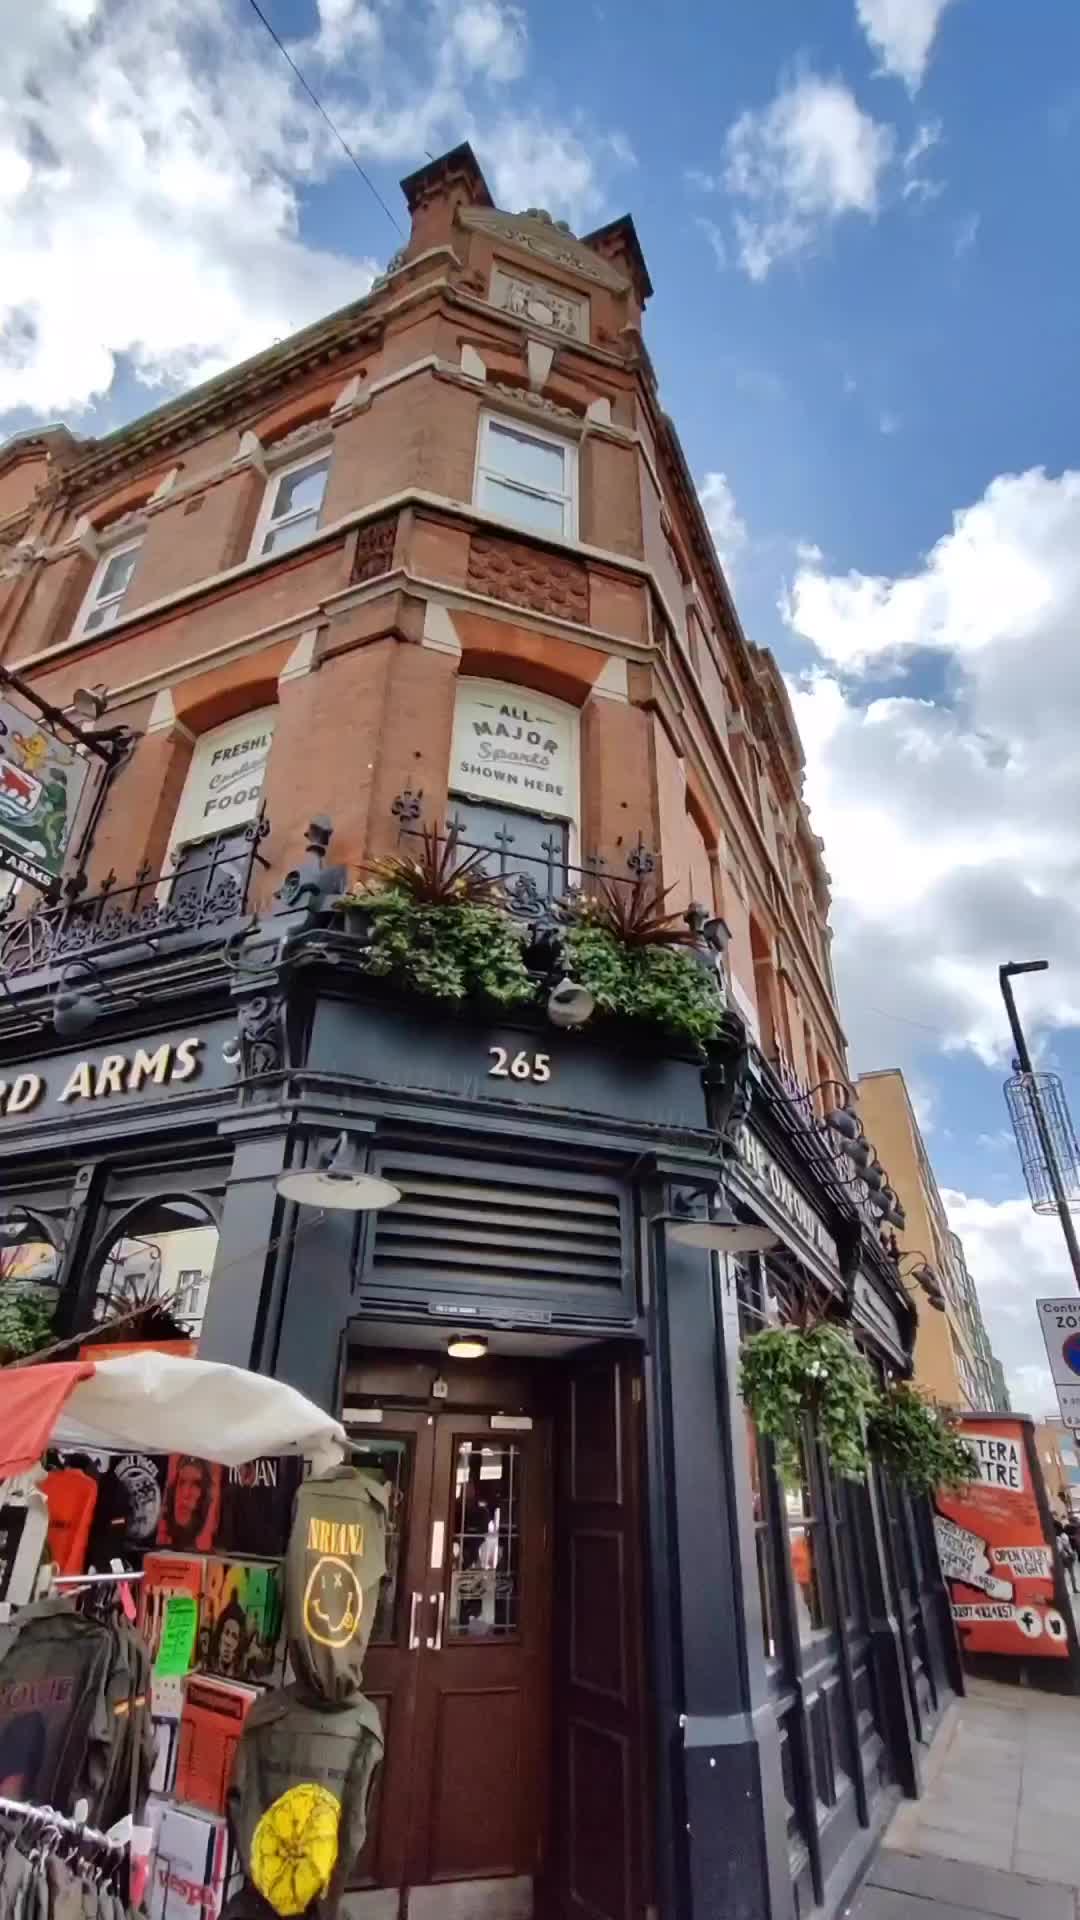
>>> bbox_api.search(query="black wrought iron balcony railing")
[0,810,270,981]
[391,786,655,921]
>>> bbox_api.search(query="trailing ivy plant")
[560,885,725,1054]
[339,828,538,1009]
[0,1286,57,1363]
[867,1384,978,1494]
[739,1321,880,1482]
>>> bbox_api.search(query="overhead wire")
[241,0,404,241]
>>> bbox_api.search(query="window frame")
[75,537,143,638]
[249,447,332,559]
[474,411,578,540]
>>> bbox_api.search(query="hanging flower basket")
[867,1384,978,1493]
[739,1322,879,1482]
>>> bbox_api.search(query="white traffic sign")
[1036,1298,1080,1426]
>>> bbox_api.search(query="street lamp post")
[999,960,1080,1292]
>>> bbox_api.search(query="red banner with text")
[934,1416,1068,1658]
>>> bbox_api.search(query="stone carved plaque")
[490,267,588,341]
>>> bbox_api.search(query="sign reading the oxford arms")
[732,1122,840,1274]
[0,1033,210,1122]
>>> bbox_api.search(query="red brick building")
[0,142,842,1094]
[0,146,952,1920]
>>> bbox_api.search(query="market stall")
[0,1355,385,1920]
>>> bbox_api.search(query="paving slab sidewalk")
[847,1678,1080,1920]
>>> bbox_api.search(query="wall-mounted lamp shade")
[53,964,102,1039]
[276,1132,401,1212]
[547,976,595,1029]
[845,1135,872,1172]
[862,1161,885,1193]
[447,1334,489,1360]
[824,1106,859,1140]
[72,684,109,720]
[670,1195,780,1256]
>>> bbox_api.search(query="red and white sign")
[934,1416,1068,1659]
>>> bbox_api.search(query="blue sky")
[6,0,1080,1405]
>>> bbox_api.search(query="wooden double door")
[349,1405,551,1917]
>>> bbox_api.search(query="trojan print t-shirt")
[286,1470,388,1703]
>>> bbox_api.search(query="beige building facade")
[857,1068,1004,1410]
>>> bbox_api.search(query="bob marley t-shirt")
[285,1471,388,1703]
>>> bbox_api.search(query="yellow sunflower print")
[251,1782,342,1916]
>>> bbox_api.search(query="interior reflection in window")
[348,1436,409,1642]
[93,1197,219,1343]
[449,1442,520,1637]
[788,1527,829,1640]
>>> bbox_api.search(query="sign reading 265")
[488,1047,552,1083]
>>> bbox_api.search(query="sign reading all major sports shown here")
[449,680,579,823]
[1036,1298,1080,1427]
[934,1416,1069,1660]
[0,698,91,893]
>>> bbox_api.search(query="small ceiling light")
[276,1131,402,1211]
[670,1192,780,1255]
[72,684,109,720]
[547,975,595,1029]
[447,1333,489,1360]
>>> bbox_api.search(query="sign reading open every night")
[935,1416,1069,1660]
[1036,1297,1080,1428]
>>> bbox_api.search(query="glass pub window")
[255,454,330,556]
[448,796,569,906]
[79,542,141,634]
[475,416,576,537]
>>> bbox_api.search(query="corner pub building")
[0,146,956,1920]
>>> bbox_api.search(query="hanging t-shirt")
[157,1456,222,1553]
[0,1601,114,1810]
[41,1468,98,1576]
[227,1686,383,1920]
[217,1458,302,1561]
[285,1472,388,1704]
[60,1450,169,1565]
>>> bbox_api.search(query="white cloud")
[699,471,748,575]
[856,0,957,92]
[314,0,382,61]
[477,117,612,222]
[878,409,900,435]
[449,0,526,81]
[725,74,895,279]
[784,468,1080,1066]
[942,1190,1073,1416]
[1,0,629,422]
[954,210,980,257]
[0,0,377,418]
[901,117,944,203]
[695,216,727,270]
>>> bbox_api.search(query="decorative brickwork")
[467,532,588,624]
[352,512,398,584]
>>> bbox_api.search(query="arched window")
[163,708,275,918]
[89,1193,221,1345]
[446,678,580,907]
